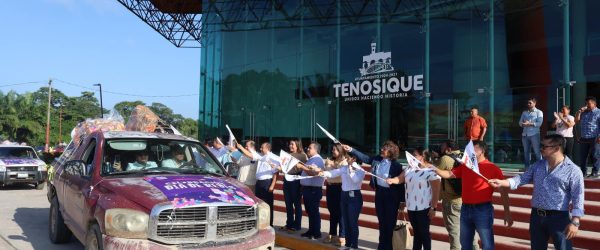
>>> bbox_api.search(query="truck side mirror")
[64,160,87,176]
[224,162,239,178]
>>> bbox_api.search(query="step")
[273,202,588,250]
[274,191,600,233]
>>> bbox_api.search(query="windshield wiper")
[181,168,224,177]
[139,169,181,175]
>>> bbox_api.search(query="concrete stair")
[272,168,600,250]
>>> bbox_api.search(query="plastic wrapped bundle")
[71,111,126,146]
[125,105,159,132]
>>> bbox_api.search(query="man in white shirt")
[234,140,259,192]
[253,142,279,226]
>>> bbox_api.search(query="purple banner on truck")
[144,176,255,208]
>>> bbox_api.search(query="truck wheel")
[85,224,103,250]
[49,196,71,243]
[35,181,46,190]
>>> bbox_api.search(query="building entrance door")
[447,99,460,142]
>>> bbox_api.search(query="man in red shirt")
[464,107,488,141]
[433,140,513,250]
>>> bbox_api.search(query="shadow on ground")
[10,207,82,250]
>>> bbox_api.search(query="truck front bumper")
[103,227,276,250]
[0,170,47,185]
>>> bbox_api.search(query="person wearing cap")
[162,146,187,168]
[127,150,158,170]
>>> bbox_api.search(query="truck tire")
[85,224,103,250]
[35,181,46,190]
[49,196,72,243]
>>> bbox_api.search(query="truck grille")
[7,166,37,171]
[217,220,256,237]
[150,204,257,245]
[157,224,207,238]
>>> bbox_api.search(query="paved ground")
[0,184,288,250]
[0,184,82,250]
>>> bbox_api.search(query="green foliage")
[0,88,199,145]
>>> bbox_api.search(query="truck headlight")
[257,201,271,230]
[105,208,149,238]
[0,165,5,172]
[38,164,47,171]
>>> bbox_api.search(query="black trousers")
[375,186,401,250]
[408,208,432,250]
[326,184,344,237]
[283,179,302,230]
[255,179,274,226]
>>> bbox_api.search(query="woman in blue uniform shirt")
[343,141,405,250]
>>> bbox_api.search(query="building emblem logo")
[359,43,394,76]
[332,41,424,102]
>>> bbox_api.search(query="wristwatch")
[571,221,580,227]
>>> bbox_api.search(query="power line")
[52,78,200,98]
[0,81,46,88]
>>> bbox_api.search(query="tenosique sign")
[333,43,423,102]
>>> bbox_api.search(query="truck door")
[63,139,96,238]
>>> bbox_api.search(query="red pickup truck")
[47,131,274,249]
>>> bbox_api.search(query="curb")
[0,234,17,250]
[275,232,338,250]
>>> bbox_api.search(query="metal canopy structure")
[118,0,542,48]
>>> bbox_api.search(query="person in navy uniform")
[343,141,405,250]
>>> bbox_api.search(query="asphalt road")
[0,184,287,250]
[0,184,83,250]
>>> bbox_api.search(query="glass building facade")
[199,0,600,164]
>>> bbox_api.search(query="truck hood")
[0,157,44,166]
[99,175,258,211]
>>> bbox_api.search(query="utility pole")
[94,83,103,118]
[45,79,52,153]
[58,104,63,144]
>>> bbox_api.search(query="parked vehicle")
[47,131,274,249]
[0,145,48,189]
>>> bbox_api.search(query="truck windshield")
[0,147,38,159]
[102,139,224,176]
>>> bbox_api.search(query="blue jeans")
[302,186,323,237]
[408,208,432,250]
[326,184,344,237]
[522,134,541,169]
[283,179,302,230]
[460,203,494,250]
[530,209,573,250]
[341,190,363,249]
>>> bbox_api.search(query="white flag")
[316,123,340,144]
[405,151,422,169]
[285,174,316,181]
[225,124,236,146]
[279,150,300,174]
[464,141,488,180]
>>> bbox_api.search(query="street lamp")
[93,83,103,118]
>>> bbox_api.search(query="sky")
[0,0,200,118]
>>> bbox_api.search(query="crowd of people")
[201,96,592,250]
